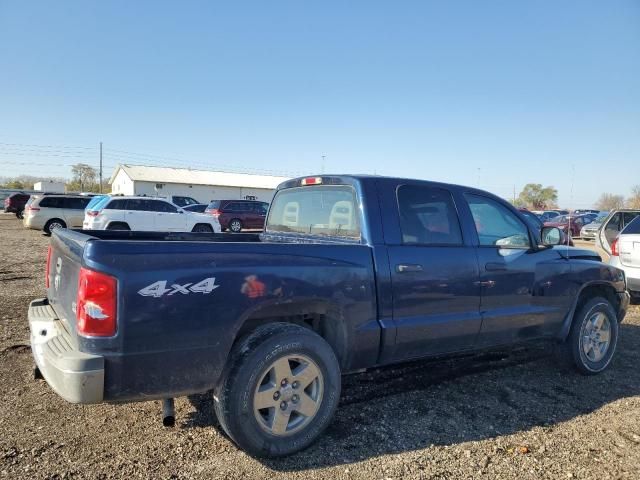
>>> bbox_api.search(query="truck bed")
[40,228,380,402]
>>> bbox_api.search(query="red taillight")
[45,246,52,288]
[208,208,220,217]
[611,237,619,257]
[76,267,117,337]
[87,210,99,217]
[28,206,40,212]
[301,177,323,186]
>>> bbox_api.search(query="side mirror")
[541,226,563,246]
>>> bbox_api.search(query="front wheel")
[559,296,619,375]
[214,323,341,457]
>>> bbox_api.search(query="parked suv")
[597,209,640,254]
[4,192,31,218]
[544,214,594,238]
[205,199,269,232]
[83,196,220,233]
[609,216,640,303]
[23,195,92,234]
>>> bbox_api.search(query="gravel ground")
[1,213,639,479]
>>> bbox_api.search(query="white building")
[109,164,289,204]
[34,181,65,193]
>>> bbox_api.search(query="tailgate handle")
[396,263,423,273]
[485,262,507,271]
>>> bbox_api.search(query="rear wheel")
[192,223,213,233]
[44,219,66,235]
[229,219,243,233]
[214,323,341,457]
[106,222,130,231]
[558,296,619,375]
[16,210,24,219]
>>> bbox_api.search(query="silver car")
[608,216,640,303]
[580,211,608,240]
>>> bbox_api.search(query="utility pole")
[321,155,326,174]
[99,142,103,193]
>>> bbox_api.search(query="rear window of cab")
[266,185,360,240]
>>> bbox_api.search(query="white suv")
[83,196,220,233]
[609,216,640,303]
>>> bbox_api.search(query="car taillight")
[87,210,100,217]
[611,237,619,257]
[208,208,220,217]
[28,206,40,211]
[45,246,52,288]
[76,267,117,337]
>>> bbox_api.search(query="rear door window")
[66,197,92,209]
[39,197,63,208]
[105,199,128,210]
[154,201,179,213]
[397,185,463,245]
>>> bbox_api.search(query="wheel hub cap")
[581,312,611,363]
[253,354,323,436]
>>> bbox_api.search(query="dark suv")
[4,193,31,218]
[205,199,269,232]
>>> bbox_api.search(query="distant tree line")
[0,163,107,193]
[510,183,640,211]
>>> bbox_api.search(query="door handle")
[396,264,423,273]
[485,262,507,271]
[474,280,496,288]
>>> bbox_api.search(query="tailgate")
[619,234,640,268]
[47,229,94,337]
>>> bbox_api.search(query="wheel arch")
[233,298,350,370]
[558,281,622,340]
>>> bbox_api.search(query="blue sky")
[0,1,638,207]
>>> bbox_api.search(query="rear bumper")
[28,298,104,404]
[618,290,631,321]
[23,215,46,230]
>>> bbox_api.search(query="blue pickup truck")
[29,175,630,457]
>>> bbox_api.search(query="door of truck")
[461,193,570,346]
[378,179,482,360]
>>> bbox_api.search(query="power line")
[0,141,94,150]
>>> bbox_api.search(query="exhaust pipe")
[162,398,175,427]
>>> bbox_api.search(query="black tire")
[16,210,24,219]
[106,222,130,231]
[214,323,341,457]
[192,223,213,233]
[44,218,66,235]
[558,296,619,375]
[229,218,243,233]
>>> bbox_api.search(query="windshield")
[266,185,361,240]
[85,195,107,210]
[173,196,198,207]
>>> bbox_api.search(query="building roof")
[109,164,290,190]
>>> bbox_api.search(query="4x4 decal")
[138,277,219,298]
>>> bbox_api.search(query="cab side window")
[397,185,463,245]
[464,194,531,248]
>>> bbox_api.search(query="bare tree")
[627,185,640,209]
[70,163,97,191]
[596,193,625,211]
